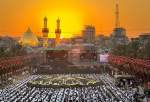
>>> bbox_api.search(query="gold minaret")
[42,17,49,47]
[55,18,61,46]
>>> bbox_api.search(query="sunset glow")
[0,0,150,38]
[43,10,84,38]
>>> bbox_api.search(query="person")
[136,85,148,102]
[133,90,138,102]
[143,96,148,102]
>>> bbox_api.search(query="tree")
[0,36,27,58]
[111,44,127,56]
[126,40,140,57]
[111,39,150,59]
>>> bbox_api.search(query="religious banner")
[99,54,109,63]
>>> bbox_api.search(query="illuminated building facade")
[42,17,49,47]
[20,28,39,47]
[55,18,61,46]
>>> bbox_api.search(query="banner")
[99,54,109,63]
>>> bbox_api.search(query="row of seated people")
[0,74,136,102]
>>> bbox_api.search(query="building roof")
[20,28,39,47]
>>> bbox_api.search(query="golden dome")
[20,28,39,47]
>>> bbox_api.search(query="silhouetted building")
[110,28,128,47]
[0,36,17,49]
[82,25,95,44]
[109,0,128,48]
[131,37,139,42]
[139,33,150,44]
[97,34,110,48]
[71,36,84,44]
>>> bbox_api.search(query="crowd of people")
[0,74,137,102]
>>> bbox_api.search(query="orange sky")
[0,0,150,38]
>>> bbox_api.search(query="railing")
[108,55,150,74]
[0,53,44,70]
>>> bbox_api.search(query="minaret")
[111,0,128,47]
[55,18,61,46]
[42,17,49,47]
[115,0,120,28]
